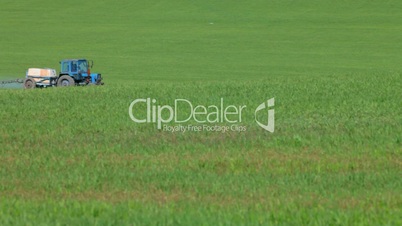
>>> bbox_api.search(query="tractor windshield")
[78,60,88,72]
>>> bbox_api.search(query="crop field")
[1,0,401,225]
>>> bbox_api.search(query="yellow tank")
[26,68,57,84]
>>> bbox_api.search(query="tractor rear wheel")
[24,78,36,89]
[57,75,75,87]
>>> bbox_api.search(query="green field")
[1,0,401,225]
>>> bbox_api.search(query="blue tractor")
[57,59,103,86]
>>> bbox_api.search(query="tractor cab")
[60,59,92,75]
[58,59,103,86]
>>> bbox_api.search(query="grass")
[1,0,401,225]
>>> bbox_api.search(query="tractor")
[24,58,104,89]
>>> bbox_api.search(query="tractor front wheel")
[24,78,36,89]
[57,75,75,87]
